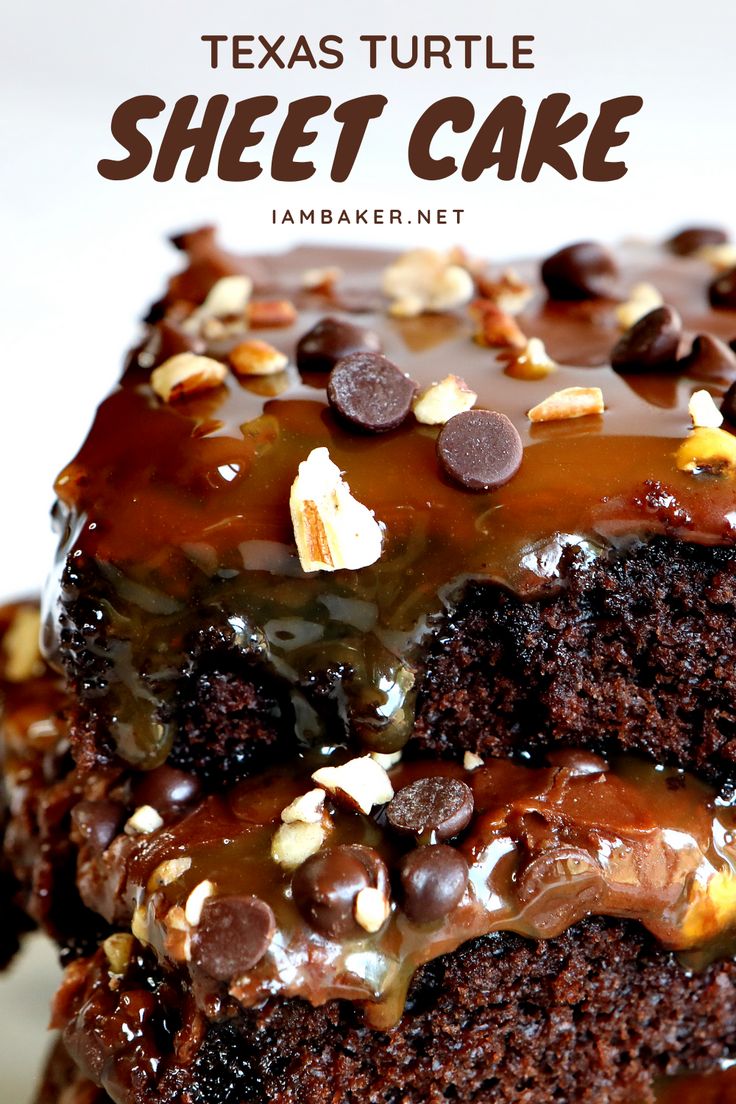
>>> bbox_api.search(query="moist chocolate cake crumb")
[59,919,736,1104]
[167,653,287,786]
[62,536,736,788]
[414,537,736,784]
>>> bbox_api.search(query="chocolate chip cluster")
[291,774,475,935]
[295,314,524,492]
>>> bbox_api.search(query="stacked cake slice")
[5,224,736,1102]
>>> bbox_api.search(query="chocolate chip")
[398,844,469,923]
[131,766,201,813]
[72,800,125,853]
[667,226,729,256]
[436,410,523,492]
[327,353,417,433]
[296,317,381,373]
[191,895,275,981]
[709,268,736,310]
[611,306,682,373]
[292,844,388,938]
[679,334,736,384]
[541,241,619,300]
[387,777,474,840]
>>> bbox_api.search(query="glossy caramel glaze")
[47,230,736,764]
[75,749,736,1029]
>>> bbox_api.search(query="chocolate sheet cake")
[6,225,736,1100]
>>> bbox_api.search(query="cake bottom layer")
[55,918,736,1104]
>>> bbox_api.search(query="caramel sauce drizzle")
[47,234,736,765]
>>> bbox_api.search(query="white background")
[0,1,734,1098]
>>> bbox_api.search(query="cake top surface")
[48,228,736,763]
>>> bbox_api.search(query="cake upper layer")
[46,229,736,765]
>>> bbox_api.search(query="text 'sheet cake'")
[5,225,736,1102]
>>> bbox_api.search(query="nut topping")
[615,283,664,331]
[676,427,736,475]
[688,389,724,429]
[471,300,527,350]
[131,905,150,945]
[508,337,557,380]
[246,299,298,328]
[695,243,736,271]
[148,856,192,889]
[150,352,227,402]
[229,339,289,377]
[527,386,605,424]
[476,268,533,315]
[354,886,391,933]
[280,788,326,825]
[124,805,164,836]
[370,750,403,769]
[102,932,135,976]
[271,821,327,870]
[311,754,394,815]
[2,606,43,683]
[192,275,253,322]
[184,879,217,926]
[413,375,477,426]
[290,447,383,573]
[383,249,474,317]
[301,266,343,292]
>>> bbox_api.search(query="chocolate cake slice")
[27,226,736,1101]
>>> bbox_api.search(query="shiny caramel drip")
[47,235,736,764]
[76,752,736,1030]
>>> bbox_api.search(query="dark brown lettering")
[331,95,387,182]
[271,96,331,181]
[409,97,475,180]
[583,95,643,181]
[98,95,165,180]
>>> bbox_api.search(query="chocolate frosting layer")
[47,231,736,764]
